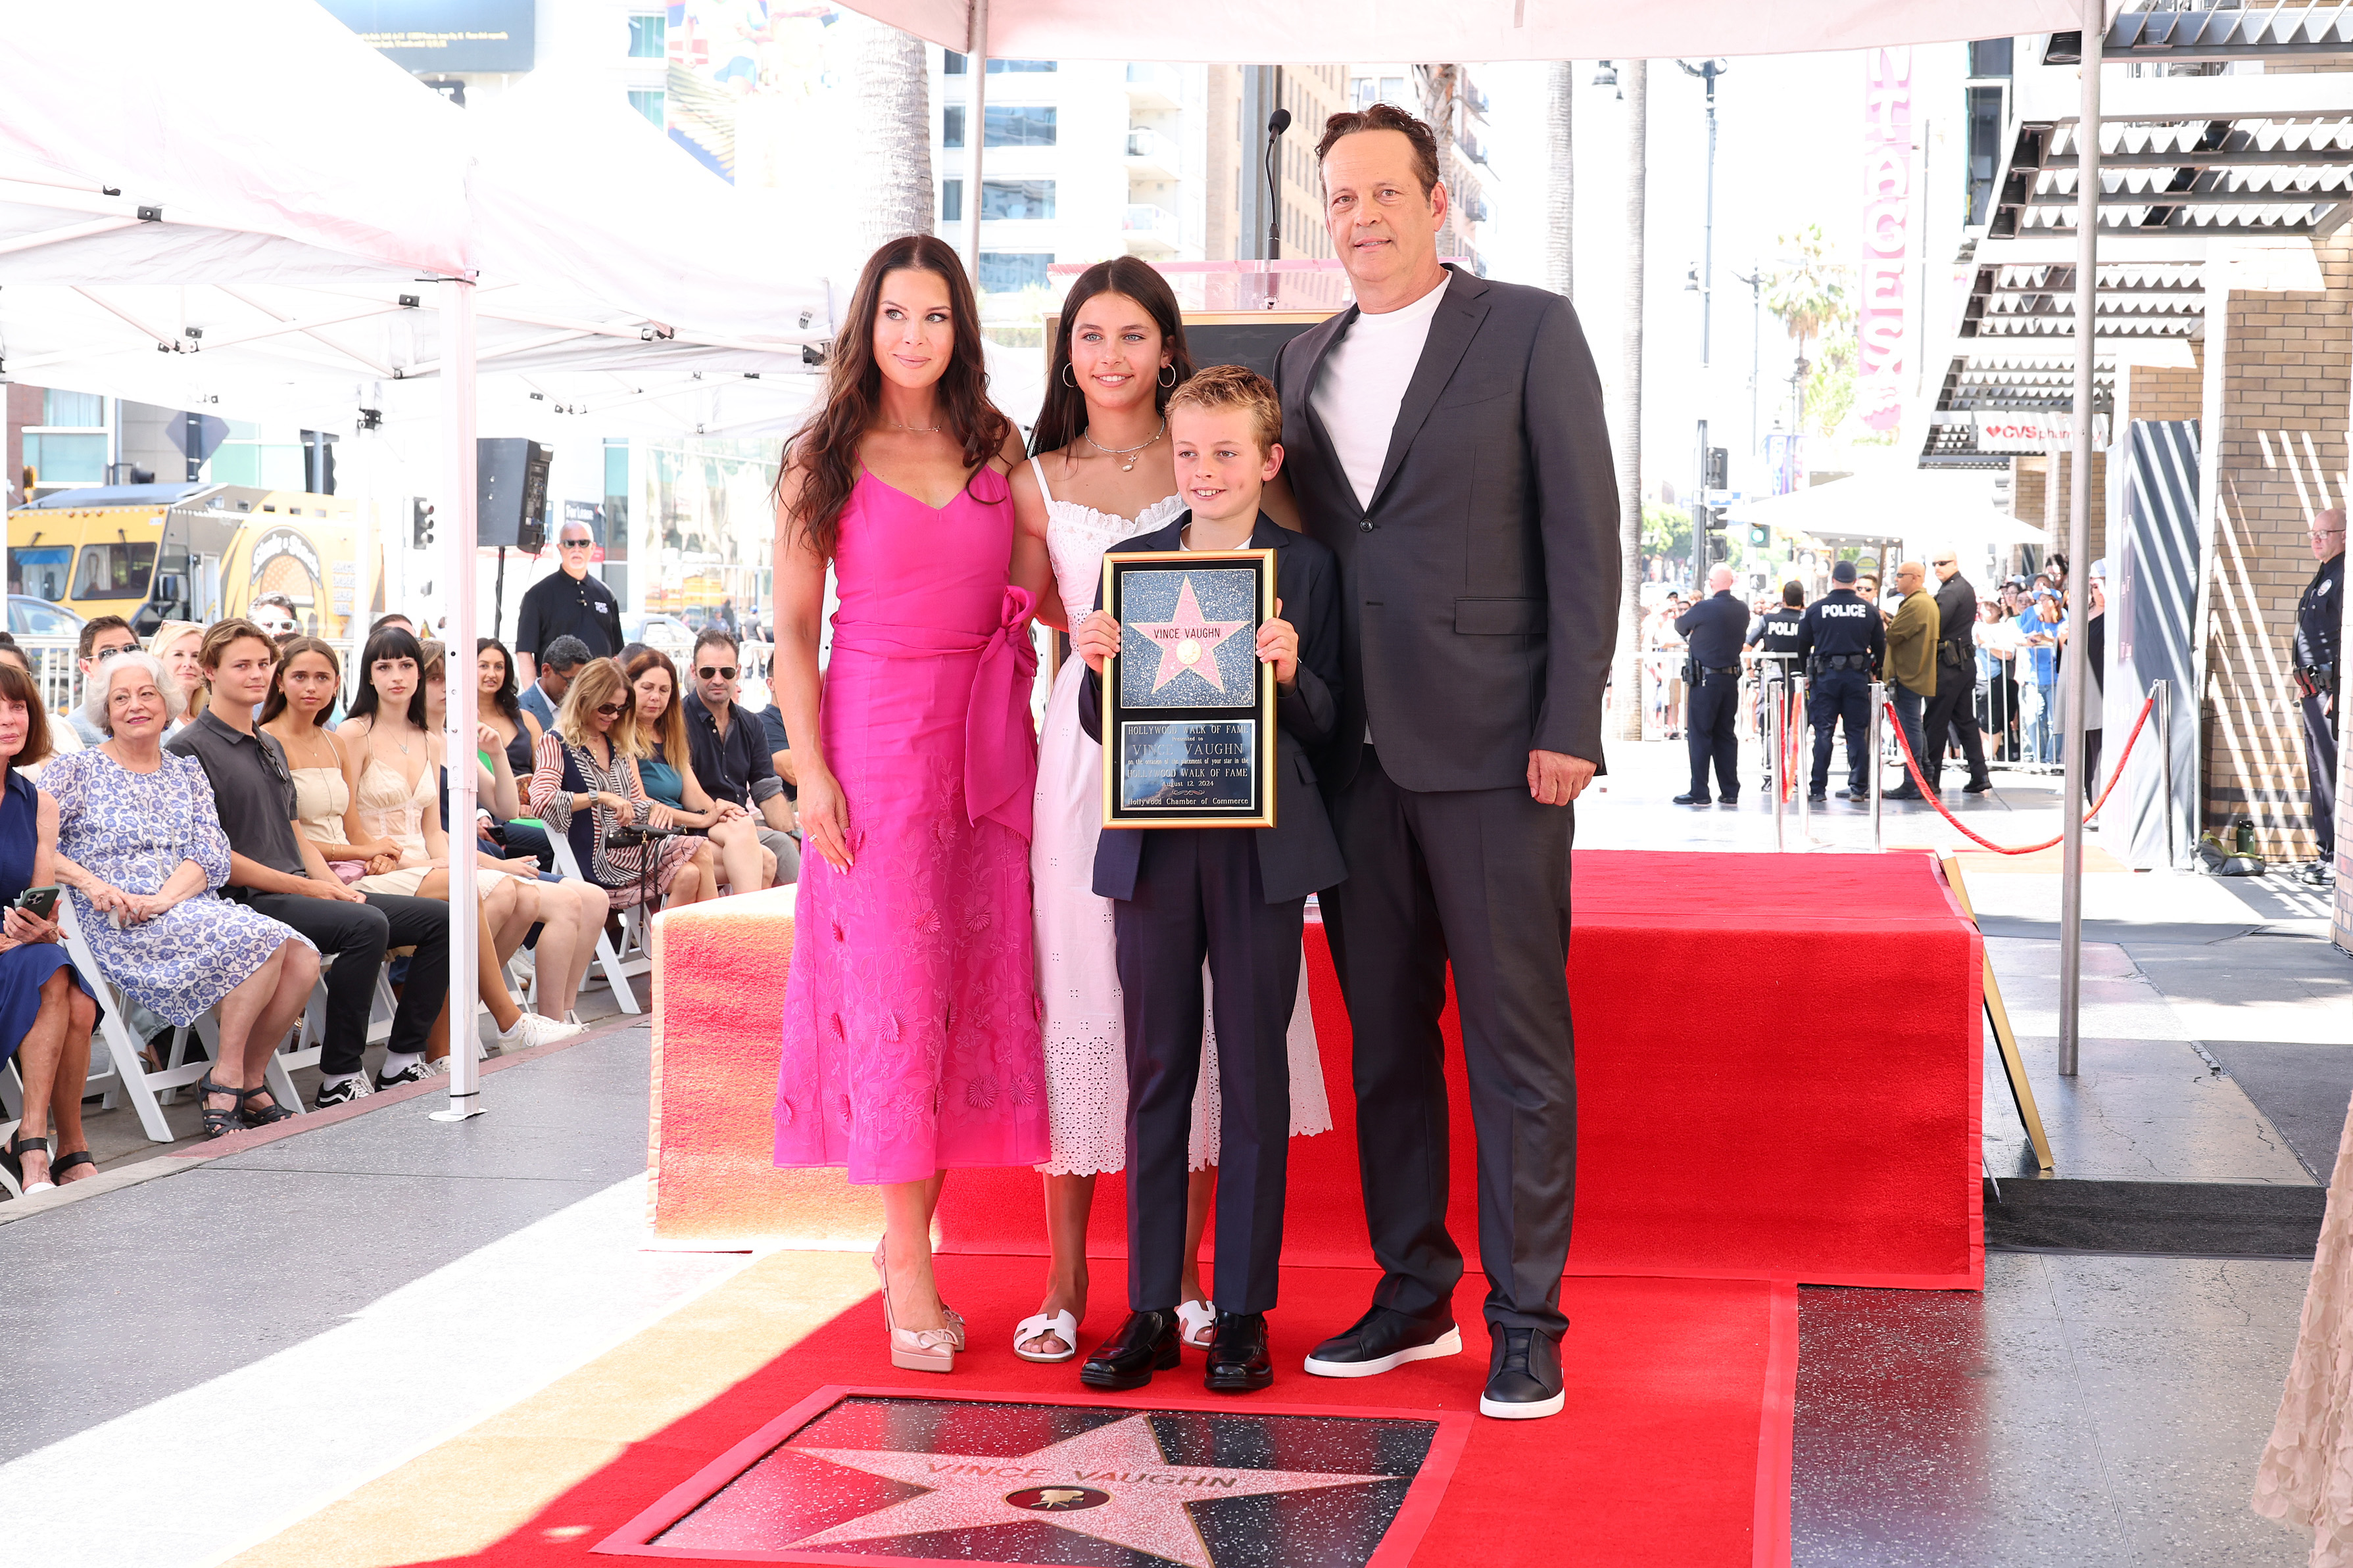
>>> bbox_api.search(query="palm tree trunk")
[1418,64,1461,258]
[1610,60,1647,744]
[1545,61,1573,299]
[842,14,935,254]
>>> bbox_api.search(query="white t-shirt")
[1311,277,1449,511]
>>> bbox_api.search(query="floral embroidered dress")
[43,748,312,1026]
[773,465,1049,1185]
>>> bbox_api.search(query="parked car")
[9,594,84,640]
[622,612,693,663]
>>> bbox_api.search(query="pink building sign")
[1860,48,1913,433]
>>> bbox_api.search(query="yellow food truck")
[7,481,378,639]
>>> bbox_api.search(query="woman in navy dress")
[0,659,98,1192]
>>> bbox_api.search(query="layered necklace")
[1084,419,1167,472]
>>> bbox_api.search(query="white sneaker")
[496,1012,588,1052]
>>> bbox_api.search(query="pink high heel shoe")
[873,1249,958,1373]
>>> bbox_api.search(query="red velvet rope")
[1877,691,2157,855]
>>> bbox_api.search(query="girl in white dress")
[1007,259,1330,1363]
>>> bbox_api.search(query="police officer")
[2294,508,2346,885]
[1795,559,1886,803]
[1747,581,1807,782]
[1674,565,1750,805]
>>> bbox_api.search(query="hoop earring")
[1158,364,1178,387]
[1061,364,1077,389]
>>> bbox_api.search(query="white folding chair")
[0,1059,22,1198]
[62,903,301,1144]
[546,833,644,1015]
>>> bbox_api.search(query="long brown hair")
[261,636,341,727]
[1031,257,1194,458]
[776,233,1011,559]
[623,648,688,765]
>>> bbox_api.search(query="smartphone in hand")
[14,886,59,922]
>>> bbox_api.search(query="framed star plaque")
[1100,548,1277,830]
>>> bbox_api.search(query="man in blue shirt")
[2012,587,2063,764]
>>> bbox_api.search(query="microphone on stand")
[1264,107,1293,264]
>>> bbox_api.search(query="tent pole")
[433,277,485,1122]
[2058,3,2103,1078]
[962,0,988,275]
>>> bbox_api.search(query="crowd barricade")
[546,834,647,1015]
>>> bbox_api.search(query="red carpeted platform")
[650,850,1981,1290]
[575,1260,1796,1568]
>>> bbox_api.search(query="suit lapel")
[1368,268,1490,513]
[1288,307,1363,520]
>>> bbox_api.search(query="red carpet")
[652,851,1981,1290]
[550,1259,1794,1567]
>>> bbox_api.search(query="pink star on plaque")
[787,1412,1390,1568]
[1131,577,1250,696]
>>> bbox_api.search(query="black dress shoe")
[1883,786,1924,801]
[1303,1304,1461,1379]
[1716,795,1740,807]
[1962,778,1994,795]
[1672,792,1712,806]
[1079,1310,1182,1391]
[1203,1312,1273,1393]
[1480,1327,1565,1420]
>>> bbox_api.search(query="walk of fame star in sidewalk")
[594,1386,1469,1567]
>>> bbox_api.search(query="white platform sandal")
[1175,1298,1217,1350]
[1013,1310,1080,1364]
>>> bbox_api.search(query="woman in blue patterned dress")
[45,653,321,1137]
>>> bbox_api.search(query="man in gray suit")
[1273,103,1620,1421]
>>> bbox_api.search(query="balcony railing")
[1122,202,1180,250]
[1125,62,1183,107]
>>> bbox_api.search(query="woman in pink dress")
[771,234,1054,1375]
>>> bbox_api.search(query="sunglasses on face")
[696,665,737,681]
[593,701,627,719]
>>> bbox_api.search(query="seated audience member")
[0,637,76,772]
[516,635,591,732]
[47,653,320,1138]
[147,620,207,733]
[681,629,799,886]
[266,637,591,1049]
[337,630,604,1033]
[250,594,299,640]
[625,648,775,893]
[63,615,139,748]
[0,660,99,1191]
[475,638,554,868]
[527,657,716,913]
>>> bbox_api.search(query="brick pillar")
[2201,231,2353,860]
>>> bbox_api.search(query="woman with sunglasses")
[526,656,716,914]
[624,648,774,893]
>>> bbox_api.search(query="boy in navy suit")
[1072,365,1346,1395]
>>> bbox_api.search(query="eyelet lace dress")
[2256,1090,2353,1563]
[1027,456,1330,1177]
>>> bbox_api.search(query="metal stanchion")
[1769,671,1785,852]
[1795,673,1811,844]
[2154,678,2175,869]
[1869,680,1886,852]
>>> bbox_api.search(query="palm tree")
[1610,60,1647,743]
[1417,64,1462,257]
[1765,224,1852,433]
[840,13,935,254]
[1546,61,1573,299]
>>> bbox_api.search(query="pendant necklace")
[886,420,940,434]
[1084,419,1167,471]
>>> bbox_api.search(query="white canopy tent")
[0,0,834,1121]
[1727,471,2049,547]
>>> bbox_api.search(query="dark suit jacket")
[1274,266,1622,793]
[1080,513,1347,905]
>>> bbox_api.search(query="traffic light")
[1707,532,1730,563]
[1748,523,1770,548]
[1705,446,1729,490]
[412,498,435,549]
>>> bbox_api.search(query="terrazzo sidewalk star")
[794,1410,1392,1563]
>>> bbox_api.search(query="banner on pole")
[1859,47,1913,435]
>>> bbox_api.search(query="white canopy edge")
[855,0,2096,64]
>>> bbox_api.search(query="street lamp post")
[1677,59,1729,368]
[1734,265,1763,456]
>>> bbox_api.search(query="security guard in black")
[516,523,625,669]
[1794,561,1886,799]
[2294,511,2346,870]
[1675,577,1751,805]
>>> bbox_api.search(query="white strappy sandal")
[1013,1310,1080,1364]
[1175,1298,1217,1350]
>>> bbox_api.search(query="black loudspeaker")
[476,439,552,550]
